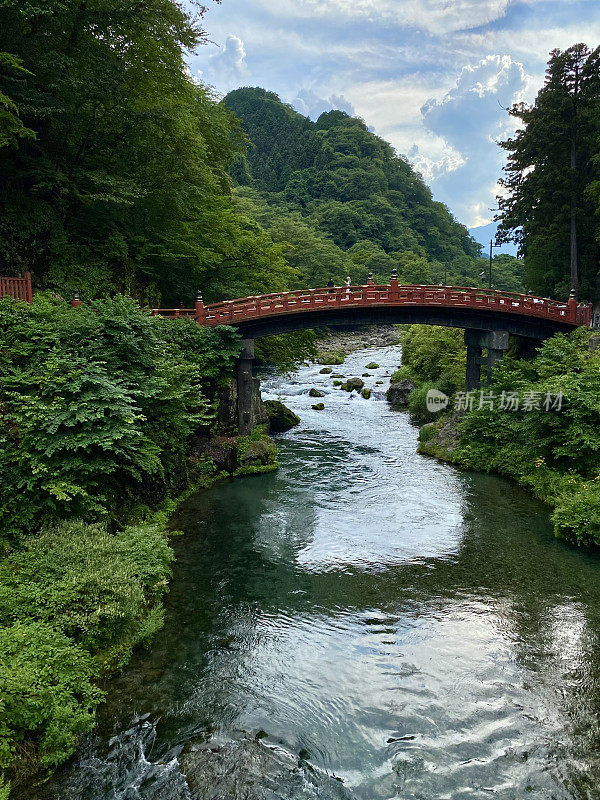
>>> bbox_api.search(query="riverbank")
[402,325,600,550]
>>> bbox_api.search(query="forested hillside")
[224,88,513,289]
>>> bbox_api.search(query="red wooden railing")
[0,272,32,303]
[152,283,592,329]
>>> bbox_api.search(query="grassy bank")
[411,326,600,549]
[0,295,278,796]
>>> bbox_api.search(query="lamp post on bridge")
[489,239,501,290]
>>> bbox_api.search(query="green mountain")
[224,87,497,289]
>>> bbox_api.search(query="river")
[38,344,600,800]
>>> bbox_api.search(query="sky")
[189,0,600,237]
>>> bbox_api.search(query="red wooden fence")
[0,272,32,303]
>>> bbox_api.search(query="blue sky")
[189,0,600,234]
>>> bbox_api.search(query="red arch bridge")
[150,281,592,434]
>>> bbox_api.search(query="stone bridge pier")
[464,329,544,391]
[237,338,256,435]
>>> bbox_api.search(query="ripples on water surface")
[36,344,600,800]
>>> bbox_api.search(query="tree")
[497,45,600,301]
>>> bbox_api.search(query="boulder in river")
[341,377,364,392]
[265,400,301,433]
[386,378,415,407]
[309,388,325,398]
[361,388,372,399]
[365,362,379,369]
[316,350,345,365]
[312,403,325,410]
[320,367,333,374]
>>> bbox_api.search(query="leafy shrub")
[0,520,172,667]
[0,622,103,772]
[553,480,600,548]
[407,382,441,423]
[400,325,466,394]
[0,296,240,540]
[0,517,173,787]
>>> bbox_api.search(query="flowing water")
[36,344,600,800]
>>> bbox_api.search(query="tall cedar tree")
[497,45,600,302]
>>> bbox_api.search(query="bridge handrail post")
[194,291,205,323]
[389,269,400,302]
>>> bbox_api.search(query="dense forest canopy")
[224,87,505,289]
[497,44,600,302]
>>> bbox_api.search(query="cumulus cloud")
[291,89,356,120]
[253,0,542,34]
[200,34,248,93]
[417,55,529,225]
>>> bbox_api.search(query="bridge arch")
[153,283,591,434]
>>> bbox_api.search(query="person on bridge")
[345,276,351,297]
[327,278,335,293]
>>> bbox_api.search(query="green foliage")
[0,520,172,666]
[406,382,437,423]
[0,296,239,540]
[553,480,600,548]
[400,325,466,395]
[0,621,102,772]
[497,44,600,301]
[0,517,172,784]
[0,2,291,305]
[255,330,318,372]
[448,329,600,545]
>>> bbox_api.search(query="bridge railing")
[0,272,32,303]
[151,284,592,328]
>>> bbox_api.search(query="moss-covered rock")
[365,362,379,369]
[319,367,333,374]
[341,377,365,392]
[239,439,272,466]
[311,403,325,410]
[316,350,345,365]
[264,400,301,433]
[361,388,372,399]
[309,388,325,398]
[333,380,343,386]
[362,373,371,377]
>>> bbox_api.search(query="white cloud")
[343,78,465,182]
[252,0,553,34]
[199,34,248,93]
[420,55,529,225]
[291,89,356,120]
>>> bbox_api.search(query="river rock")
[309,388,325,398]
[316,350,345,365]
[179,736,355,800]
[386,378,415,407]
[361,388,372,399]
[265,401,301,433]
[240,440,272,466]
[312,403,325,410]
[320,367,333,374]
[365,362,379,369]
[341,377,364,392]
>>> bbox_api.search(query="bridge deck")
[152,284,591,329]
